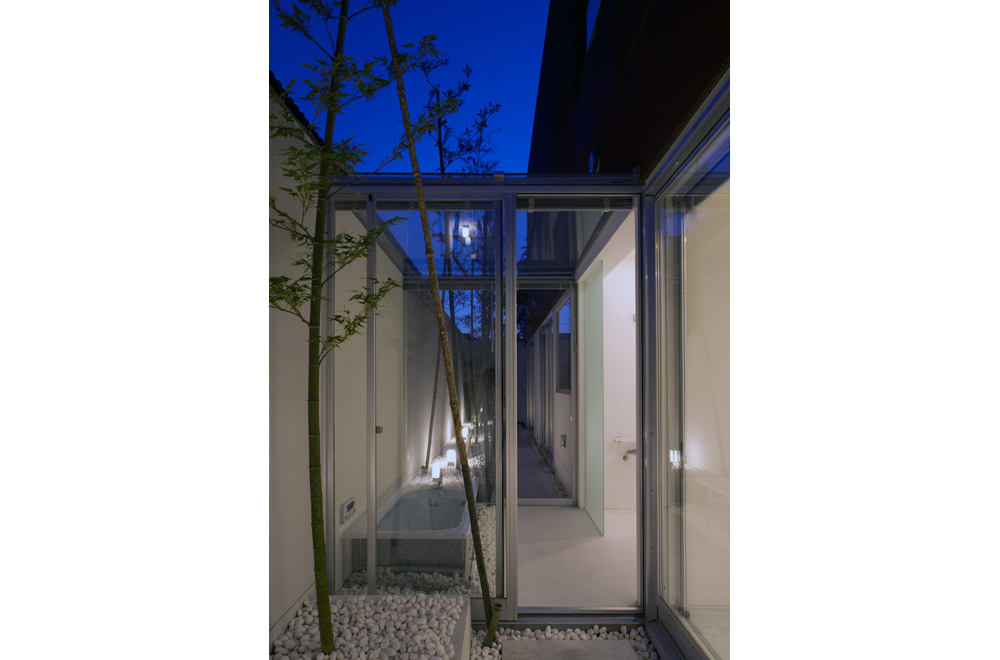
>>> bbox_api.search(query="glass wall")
[327,205,374,596]
[520,290,574,501]
[515,196,631,278]
[325,187,644,618]
[340,199,503,603]
[657,123,730,659]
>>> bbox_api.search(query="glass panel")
[556,300,572,393]
[377,201,497,277]
[354,200,501,602]
[330,208,375,595]
[515,196,631,276]
[658,123,730,660]
[583,263,604,534]
[518,302,572,500]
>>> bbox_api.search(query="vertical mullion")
[570,284,578,503]
[677,199,687,616]
[492,201,502,607]
[504,192,517,619]
[639,194,657,620]
[323,203,337,592]
[366,194,377,596]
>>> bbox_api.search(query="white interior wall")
[529,338,540,436]
[552,392,573,489]
[603,252,637,510]
[577,211,637,514]
[269,225,316,641]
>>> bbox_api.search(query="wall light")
[446,449,456,466]
[431,463,441,479]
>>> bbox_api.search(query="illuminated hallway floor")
[517,507,638,608]
[517,425,568,499]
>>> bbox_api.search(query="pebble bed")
[270,594,464,660]
[271,596,662,660]
[471,625,660,660]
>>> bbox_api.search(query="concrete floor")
[502,640,638,660]
[517,425,568,499]
[517,507,638,608]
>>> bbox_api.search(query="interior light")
[460,226,470,239]
[431,463,441,479]
[446,449,456,466]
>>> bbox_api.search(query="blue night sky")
[269,1,551,174]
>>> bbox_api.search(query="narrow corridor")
[517,424,568,499]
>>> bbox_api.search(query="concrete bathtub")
[342,481,474,577]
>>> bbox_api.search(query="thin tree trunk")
[424,335,441,471]
[307,1,349,654]
[435,86,446,175]
[379,1,499,643]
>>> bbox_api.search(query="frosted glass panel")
[583,263,604,534]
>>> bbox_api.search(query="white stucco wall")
[269,95,320,642]
[270,112,410,638]
[330,210,370,591]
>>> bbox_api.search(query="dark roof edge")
[269,71,323,146]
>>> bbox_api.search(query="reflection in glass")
[557,300,572,393]
[658,124,730,660]
[515,196,631,276]
[340,200,502,600]
[377,201,496,278]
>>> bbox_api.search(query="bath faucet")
[623,448,637,461]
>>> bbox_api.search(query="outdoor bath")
[342,476,476,578]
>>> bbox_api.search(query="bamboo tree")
[272,4,354,653]
[377,0,501,645]
[271,0,450,652]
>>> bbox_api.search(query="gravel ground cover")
[270,594,464,660]
[271,596,662,660]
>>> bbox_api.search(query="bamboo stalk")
[305,1,350,654]
[379,1,498,646]
[424,334,442,471]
